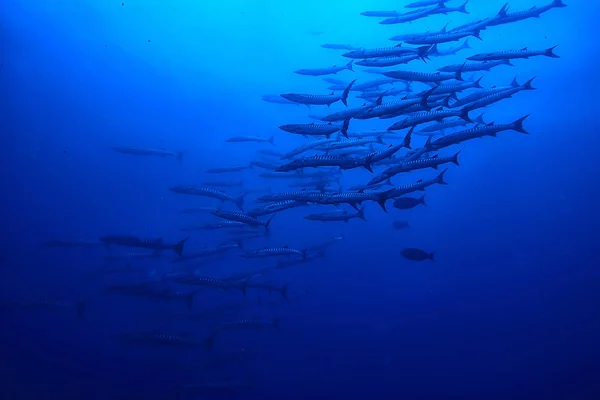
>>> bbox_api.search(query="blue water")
[2,0,600,399]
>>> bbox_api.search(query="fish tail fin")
[510,76,519,88]
[235,193,245,211]
[357,206,367,221]
[462,39,470,49]
[342,80,356,106]
[436,168,449,185]
[424,135,433,151]
[498,2,508,16]
[265,215,275,232]
[474,112,486,125]
[545,45,560,58]
[363,163,373,173]
[417,45,432,60]
[269,135,275,145]
[452,148,463,166]
[341,118,350,138]
[455,70,464,81]
[474,77,483,88]
[346,60,354,71]
[505,59,515,66]
[184,292,195,311]
[553,0,567,7]
[177,151,184,162]
[512,114,530,134]
[429,252,436,261]
[459,107,472,122]
[473,29,482,40]
[173,238,188,256]
[404,126,414,149]
[420,194,427,206]
[376,193,389,213]
[459,1,470,14]
[523,77,536,90]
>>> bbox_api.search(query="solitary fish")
[295,61,353,76]
[112,146,184,162]
[321,43,360,51]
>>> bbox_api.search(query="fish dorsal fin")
[330,91,334,95]
[486,122,495,126]
[417,179,423,183]
[432,154,439,159]
[520,47,528,51]
[436,106,444,111]
[283,245,289,248]
[328,122,332,125]
[395,43,403,48]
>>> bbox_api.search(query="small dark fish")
[295,61,353,76]
[226,135,275,145]
[400,248,435,261]
[393,220,410,230]
[393,195,427,210]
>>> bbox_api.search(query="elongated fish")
[211,210,275,232]
[467,46,559,61]
[343,45,430,60]
[382,69,462,82]
[169,186,245,210]
[438,59,513,73]
[261,95,299,105]
[99,236,188,256]
[487,0,567,27]
[388,108,471,131]
[112,146,183,162]
[281,80,356,107]
[279,119,350,138]
[295,61,353,76]
[304,207,367,223]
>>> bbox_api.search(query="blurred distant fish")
[356,54,423,67]
[205,165,248,173]
[211,210,275,232]
[305,207,367,223]
[382,69,462,82]
[400,248,435,261]
[295,61,353,76]
[241,247,306,259]
[169,186,245,210]
[321,44,360,51]
[112,146,184,162]
[99,235,188,256]
[226,135,275,145]
[467,46,559,61]
[393,220,410,230]
[405,29,481,45]
[389,23,449,41]
[393,195,427,210]
[281,80,356,107]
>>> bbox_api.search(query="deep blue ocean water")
[1,0,600,399]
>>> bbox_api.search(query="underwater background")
[1,0,600,399]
